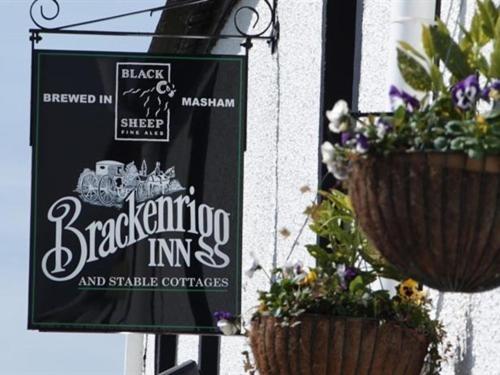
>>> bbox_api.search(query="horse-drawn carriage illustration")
[75,160,184,207]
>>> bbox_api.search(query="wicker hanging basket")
[348,152,500,292]
[249,315,429,375]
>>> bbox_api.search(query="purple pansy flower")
[376,118,393,139]
[345,266,357,281]
[482,80,500,101]
[389,85,420,112]
[283,260,304,278]
[214,311,234,321]
[355,133,369,153]
[341,132,353,145]
[336,264,358,290]
[214,311,239,335]
[481,86,491,100]
[451,74,480,110]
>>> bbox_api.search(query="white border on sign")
[114,62,172,142]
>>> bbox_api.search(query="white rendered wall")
[358,0,500,374]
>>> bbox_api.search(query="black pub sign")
[29,50,246,334]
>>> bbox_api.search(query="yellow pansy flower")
[476,115,489,134]
[398,278,425,305]
[303,271,318,285]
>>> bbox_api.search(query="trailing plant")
[231,190,447,375]
[322,0,500,180]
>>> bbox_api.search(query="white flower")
[336,264,347,277]
[376,125,387,139]
[245,251,261,278]
[321,141,335,164]
[354,121,366,133]
[217,319,239,335]
[321,141,350,180]
[375,119,393,139]
[331,162,349,180]
[326,100,351,133]
[283,260,303,278]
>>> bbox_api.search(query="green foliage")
[422,25,435,59]
[327,1,500,162]
[469,11,490,46]
[308,190,403,280]
[490,37,500,78]
[477,0,498,38]
[253,190,446,374]
[429,20,473,80]
[397,48,432,91]
[429,63,445,93]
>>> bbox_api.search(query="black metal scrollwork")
[234,0,279,51]
[29,0,211,31]
[30,0,61,29]
[29,0,280,51]
[234,0,275,37]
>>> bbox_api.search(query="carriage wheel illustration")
[136,182,148,202]
[98,175,115,207]
[80,173,98,203]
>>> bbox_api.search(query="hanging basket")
[348,152,500,292]
[249,315,429,375]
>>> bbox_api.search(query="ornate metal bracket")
[29,0,280,53]
[233,0,279,53]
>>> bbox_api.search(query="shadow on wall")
[352,0,364,111]
[454,302,476,375]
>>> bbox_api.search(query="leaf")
[398,40,427,61]
[430,64,445,93]
[430,20,474,80]
[470,11,491,46]
[397,48,432,91]
[477,53,490,77]
[422,25,435,59]
[496,12,500,38]
[348,275,365,294]
[486,107,500,119]
[490,38,500,78]
[446,121,465,135]
[433,137,448,150]
[450,137,467,150]
[486,0,499,26]
[477,0,497,38]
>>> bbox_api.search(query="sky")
[0,1,165,374]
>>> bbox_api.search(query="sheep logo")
[122,79,176,118]
[115,62,176,142]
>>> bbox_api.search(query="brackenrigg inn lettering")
[42,186,231,282]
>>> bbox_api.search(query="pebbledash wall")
[139,0,500,374]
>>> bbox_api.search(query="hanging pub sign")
[28,50,246,334]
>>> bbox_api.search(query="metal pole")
[198,336,220,375]
[28,28,273,42]
[124,334,146,375]
[155,335,178,374]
